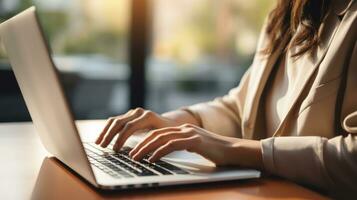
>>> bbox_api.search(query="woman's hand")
[96,108,181,151]
[128,123,263,168]
[96,107,263,169]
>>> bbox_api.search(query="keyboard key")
[111,154,156,176]
[153,160,189,174]
[97,158,134,178]
[139,159,173,175]
[84,142,187,177]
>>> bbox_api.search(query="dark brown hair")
[264,0,331,57]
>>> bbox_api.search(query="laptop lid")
[0,7,96,185]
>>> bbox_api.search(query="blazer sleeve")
[182,68,251,138]
[261,41,357,196]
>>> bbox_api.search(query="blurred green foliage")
[61,30,127,61]
[37,11,68,45]
[0,0,128,61]
[159,0,274,68]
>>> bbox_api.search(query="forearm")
[162,110,201,127]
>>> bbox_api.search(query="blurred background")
[0,0,274,122]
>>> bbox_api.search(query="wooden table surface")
[0,120,330,200]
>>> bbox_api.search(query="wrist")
[162,110,201,127]
[227,139,263,169]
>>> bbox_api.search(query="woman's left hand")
[128,123,263,168]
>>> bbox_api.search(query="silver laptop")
[0,7,260,190]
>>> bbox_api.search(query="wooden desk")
[0,120,330,200]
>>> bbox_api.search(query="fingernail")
[129,150,134,157]
[148,157,154,163]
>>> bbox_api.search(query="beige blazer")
[185,0,357,196]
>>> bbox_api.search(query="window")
[0,0,274,122]
[0,0,130,121]
[148,0,273,113]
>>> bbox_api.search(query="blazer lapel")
[243,10,343,139]
[242,35,290,139]
[273,11,342,136]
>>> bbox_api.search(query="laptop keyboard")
[84,142,188,179]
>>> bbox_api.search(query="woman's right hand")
[95,108,181,151]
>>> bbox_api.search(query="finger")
[148,136,199,162]
[95,117,115,144]
[129,127,181,157]
[132,131,189,161]
[100,109,143,147]
[113,111,158,151]
[96,110,135,144]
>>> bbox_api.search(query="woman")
[96,0,357,196]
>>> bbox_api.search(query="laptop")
[0,7,260,190]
